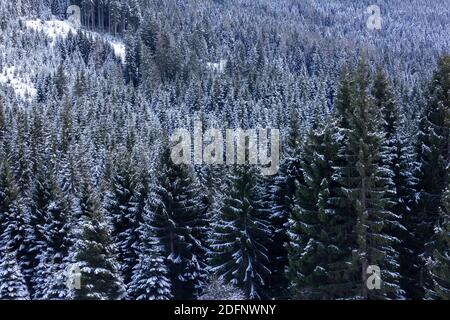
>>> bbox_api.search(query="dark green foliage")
[148,147,207,299]
[288,121,353,299]
[209,166,271,299]
[413,55,450,298]
[71,178,125,300]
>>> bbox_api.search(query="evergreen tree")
[54,63,67,98]
[128,199,172,300]
[0,157,26,256]
[0,100,4,141]
[22,162,59,298]
[106,155,140,287]
[148,147,207,299]
[33,171,72,299]
[427,186,450,300]
[413,55,450,298]
[268,110,302,298]
[288,120,354,299]
[125,32,142,87]
[209,166,271,299]
[70,178,125,300]
[0,250,29,300]
[141,16,158,53]
[372,68,414,298]
[334,64,402,299]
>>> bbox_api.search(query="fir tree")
[0,157,26,256]
[288,120,354,299]
[106,154,140,287]
[32,170,72,300]
[372,68,413,299]
[22,161,60,298]
[0,99,4,141]
[54,63,67,98]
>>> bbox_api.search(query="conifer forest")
[0,0,449,300]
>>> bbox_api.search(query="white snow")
[24,19,126,63]
[109,40,126,64]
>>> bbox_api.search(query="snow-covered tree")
[106,154,140,287]
[0,250,29,300]
[372,68,415,299]
[70,178,125,300]
[427,187,450,300]
[128,199,172,300]
[148,146,207,299]
[209,165,271,299]
[333,64,402,299]
[268,110,302,298]
[288,120,353,299]
[413,55,450,298]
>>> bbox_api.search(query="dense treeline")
[0,0,449,300]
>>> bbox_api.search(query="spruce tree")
[70,178,125,300]
[0,100,4,141]
[334,64,402,299]
[106,155,140,287]
[33,171,72,300]
[288,120,354,299]
[268,110,301,298]
[0,157,29,300]
[413,55,450,297]
[427,187,450,299]
[372,68,413,298]
[0,158,26,257]
[0,250,29,300]
[22,160,59,298]
[54,63,67,98]
[128,199,172,300]
[148,147,207,299]
[209,166,271,299]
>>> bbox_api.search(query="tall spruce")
[426,186,450,299]
[70,177,126,300]
[333,64,402,299]
[0,250,29,300]
[413,55,450,298]
[288,120,354,299]
[106,154,140,287]
[209,166,271,299]
[268,110,302,298]
[372,68,413,298]
[148,146,207,299]
[128,198,172,300]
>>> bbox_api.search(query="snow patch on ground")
[0,66,37,101]
[109,40,126,63]
[24,19,126,63]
